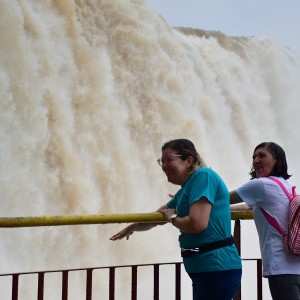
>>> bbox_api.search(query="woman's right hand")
[110,224,136,240]
[110,221,165,241]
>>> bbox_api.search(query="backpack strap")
[258,177,294,235]
[259,207,284,235]
[268,177,295,200]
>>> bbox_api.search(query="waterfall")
[1,0,300,298]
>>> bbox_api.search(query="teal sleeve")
[188,172,216,206]
[167,198,177,208]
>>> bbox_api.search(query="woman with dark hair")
[111,139,242,300]
[249,142,291,180]
[230,142,300,300]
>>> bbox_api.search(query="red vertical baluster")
[257,259,263,300]
[175,263,181,300]
[153,264,159,300]
[131,266,137,300]
[86,269,93,300]
[37,272,44,300]
[109,267,115,300]
[12,274,19,300]
[233,220,241,300]
[62,271,69,300]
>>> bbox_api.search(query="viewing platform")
[0,211,263,300]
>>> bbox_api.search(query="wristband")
[170,213,177,224]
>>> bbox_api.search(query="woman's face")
[160,148,191,185]
[252,147,277,178]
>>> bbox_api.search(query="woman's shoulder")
[193,167,218,179]
[195,167,217,175]
[194,167,225,183]
[238,177,288,192]
[238,178,263,190]
[266,176,294,194]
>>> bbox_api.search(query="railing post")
[175,263,181,300]
[233,219,241,300]
[153,264,159,300]
[37,272,45,300]
[62,271,69,300]
[86,269,93,300]
[233,219,241,254]
[257,259,263,300]
[12,274,19,300]
[109,267,115,300]
[131,265,137,300]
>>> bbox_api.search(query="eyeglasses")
[157,155,182,167]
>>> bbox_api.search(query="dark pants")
[268,274,300,300]
[188,269,242,300]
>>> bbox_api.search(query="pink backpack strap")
[292,186,297,198]
[259,177,294,235]
[268,177,294,201]
[259,207,284,235]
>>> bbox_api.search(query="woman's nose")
[253,156,259,162]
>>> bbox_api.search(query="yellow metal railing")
[0,211,253,228]
[0,211,257,300]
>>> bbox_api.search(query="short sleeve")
[236,179,265,207]
[167,197,177,208]
[187,171,217,206]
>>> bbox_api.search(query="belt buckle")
[181,247,199,258]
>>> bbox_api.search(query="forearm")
[230,191,243,204]
[171,215,206,234]
[134,222,165,231]
[230,203,252,211]
[161,200,210,233]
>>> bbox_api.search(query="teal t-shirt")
[167,168,241,273]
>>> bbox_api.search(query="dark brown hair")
[161,139,204,169]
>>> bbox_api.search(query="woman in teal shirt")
[110,139,242,300]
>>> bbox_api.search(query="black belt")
[181,236,235,258]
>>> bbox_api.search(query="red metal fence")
[0,259,262,300]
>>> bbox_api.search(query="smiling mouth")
[254,165,264,177]
[254,164,262,171]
